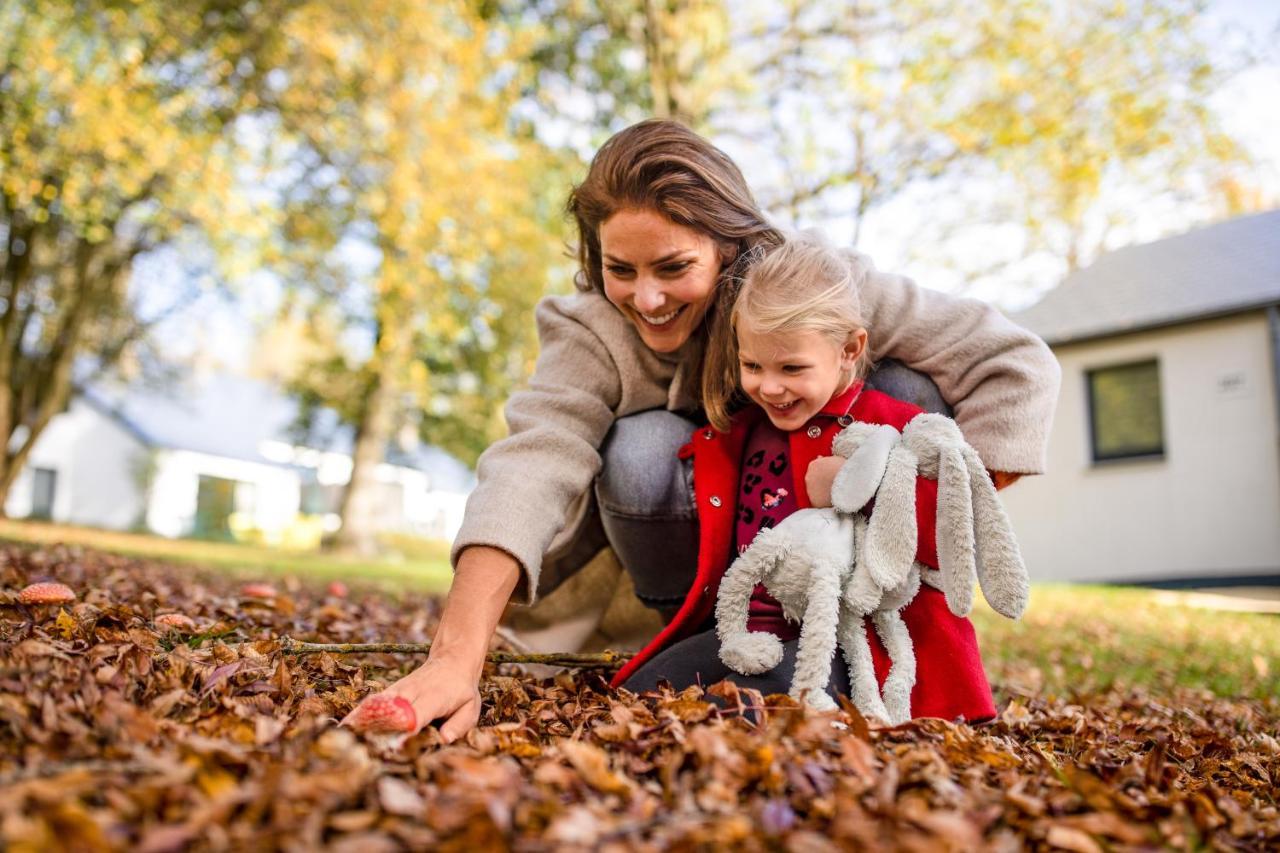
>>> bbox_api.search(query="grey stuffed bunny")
[716,416,1029,722]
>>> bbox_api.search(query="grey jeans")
[595,408,701,622]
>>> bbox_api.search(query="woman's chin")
[631,316,691,352]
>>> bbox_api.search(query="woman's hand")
[805,455,844,507]
[350,653,483,743]
[349,545,521,744]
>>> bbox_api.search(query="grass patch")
[0,518,452,595]
[973,582,1280,701]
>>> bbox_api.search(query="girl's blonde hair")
[703,234,873,431]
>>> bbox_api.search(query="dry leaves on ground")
[2,543,1278,851]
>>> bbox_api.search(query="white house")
[1003,209,1280,586]
[4,373,475,547]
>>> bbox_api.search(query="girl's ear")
[843,328,868,367]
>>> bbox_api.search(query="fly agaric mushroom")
[155,613,196,631]
[18,582,76,605]
[343,694,417,734]
[326,580,349,599]
[240,583,278,599]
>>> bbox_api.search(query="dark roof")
[81,373,475,492]
[1012,210,1280,345]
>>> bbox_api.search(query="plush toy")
[715,415,1029,722]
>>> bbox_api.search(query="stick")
[278,637,633,669]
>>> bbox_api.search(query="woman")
[361,119,1059,741]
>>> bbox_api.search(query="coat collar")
[726,378,867,436]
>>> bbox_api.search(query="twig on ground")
[278,636,633,669]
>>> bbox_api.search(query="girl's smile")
[737,325,866,430]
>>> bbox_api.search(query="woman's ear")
[717,240,739,269]
[843,328,868,367]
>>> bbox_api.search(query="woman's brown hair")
[566,119,784,417]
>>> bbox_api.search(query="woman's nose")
[632,276,667,313]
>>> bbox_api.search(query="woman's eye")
[606,265,634,278]
[659,262,690,276]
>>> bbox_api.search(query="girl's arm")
[848,251,1061,475]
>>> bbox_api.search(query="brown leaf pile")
[2,543,1278,851]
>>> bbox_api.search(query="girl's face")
[737,324,866,430]
[599,208,723,353]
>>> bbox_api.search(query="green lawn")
[973,582,1280,701]
[0,518,453,594]
[4,518,1276,701]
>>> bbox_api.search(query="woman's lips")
[636,305,684,328]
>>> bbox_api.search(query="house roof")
[81,373,476,493]
[1012,210,1280,346]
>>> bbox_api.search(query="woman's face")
[599,207,722,353]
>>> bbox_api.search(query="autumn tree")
[0,0,291,512]
[258,1,575,554]
[717,0,1258,285]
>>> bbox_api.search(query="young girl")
[612,236,1000,722]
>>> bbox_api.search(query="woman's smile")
[599,208,722,353]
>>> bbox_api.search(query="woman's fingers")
[436,695,482,744]
[354,658,483,741]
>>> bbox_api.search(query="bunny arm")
[716,531,785,675]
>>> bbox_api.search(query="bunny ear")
[935,445,977,616]
[831,424,900,514]
[961,446,1030,619]
[864,444,918,590]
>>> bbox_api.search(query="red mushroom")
[326,580,349,599]
[155,613,196,631]
[18,582,76,605]
[342,694,417,734]
[240,582,278,599]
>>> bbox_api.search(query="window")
[31,468,57,520]
[1086,359,1164,462]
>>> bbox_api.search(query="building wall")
[147,449,302,541]
[4,398,148,528]
[1002,311,1280,583]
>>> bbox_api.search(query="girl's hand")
[805,455,844,507]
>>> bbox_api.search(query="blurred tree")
[259,0,574,553]
[0,0,290,513]
[722,0,1256,281]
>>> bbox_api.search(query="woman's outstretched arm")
[371,546,519,742]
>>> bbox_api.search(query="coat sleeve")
[850,251,1061,475]
[450,296,623,604]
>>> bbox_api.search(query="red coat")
[611,381,997,722]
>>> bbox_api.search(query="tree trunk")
[643,0,672,119]
[331,321,407,556]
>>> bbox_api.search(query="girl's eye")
[783,365,807,374]
[740,362,760,373]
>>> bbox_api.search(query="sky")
[143,0,1280,369]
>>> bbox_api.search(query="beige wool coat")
[452,249,1061,653]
